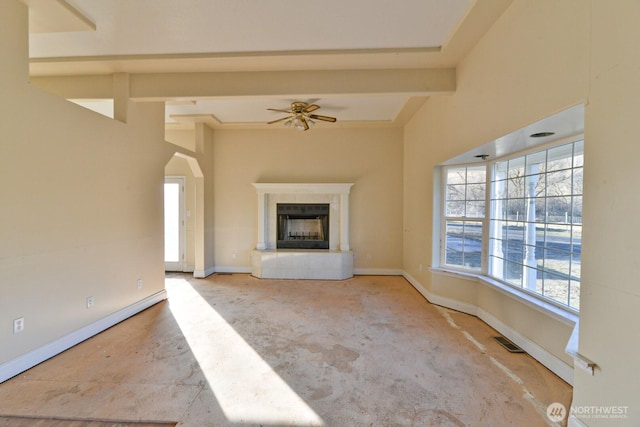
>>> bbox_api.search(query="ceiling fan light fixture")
[293,116,306,131]
[267,101,336,131]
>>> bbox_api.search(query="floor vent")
[493,336,525,353]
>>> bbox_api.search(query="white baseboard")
[402,270,574,385]
[193,265,402,279]
[194,266,216,278]
[214,266,252,274]
[402,271,478,316]
[478,308,573,385]
[206,267,403,277]
[0,290,167,384]
[353,268,403,276]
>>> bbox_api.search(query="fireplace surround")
[251,183,354,280]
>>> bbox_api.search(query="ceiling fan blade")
[303,104,320,113]
[267,116,291,124]
[267,108,293,114]
[309,114,337,123]
[302,118,310,131]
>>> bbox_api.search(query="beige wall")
[574,0,640,423]
[404,0,588,280]
[404,0,588,382]
[210,128,403,272]
[0,1,168,366]
[405,0,640,424]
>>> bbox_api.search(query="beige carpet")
[0,416,175,427]
[0,274,571,426]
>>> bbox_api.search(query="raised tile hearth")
[251,183,354,280]
[251,249,354,280]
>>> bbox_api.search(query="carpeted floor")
[0,416,175,427]
[0,274,571,426]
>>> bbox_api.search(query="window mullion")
[440,167,448,268]
[481,164,491,275]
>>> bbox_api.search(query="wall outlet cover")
[13,317,24,334]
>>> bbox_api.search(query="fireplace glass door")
[277,203,329,249]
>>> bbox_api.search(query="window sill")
[430,267,579,327]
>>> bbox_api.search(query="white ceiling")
[29,0,472,56]
[24,0,513,129]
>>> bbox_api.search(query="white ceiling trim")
[25,0,514,129]
[22,0,94,33]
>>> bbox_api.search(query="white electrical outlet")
[86,296,94,308]
[137,279,143,289]
[13,317,24,334]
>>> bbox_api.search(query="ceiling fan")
[267,102,337,131]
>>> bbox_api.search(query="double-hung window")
[441,139,583,310]
[443,166,486,271]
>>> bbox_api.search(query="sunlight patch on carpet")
[167,277,324,426]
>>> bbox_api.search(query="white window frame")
[437,136,583,313]
[439,164,489,273]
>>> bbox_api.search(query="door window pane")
[164,182,180,263]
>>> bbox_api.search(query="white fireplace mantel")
[251,183,354,280]
[252,183,354,251]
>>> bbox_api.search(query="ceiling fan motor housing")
[291,102,308,114]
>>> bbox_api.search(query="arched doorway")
[164,153,204,274]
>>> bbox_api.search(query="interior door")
[164,177,185,271]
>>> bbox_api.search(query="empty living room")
[2,1,639,426]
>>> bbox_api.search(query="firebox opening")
[277,203,330,249]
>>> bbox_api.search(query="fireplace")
[251,183,354,280]
[277,203,329,249]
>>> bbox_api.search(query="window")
[490,140,583,309]
[443,166,486,270]
[441,140,583,310]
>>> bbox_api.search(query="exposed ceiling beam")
[30,75,113,99]
[31,68,455,101]
[129,69,456,101]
